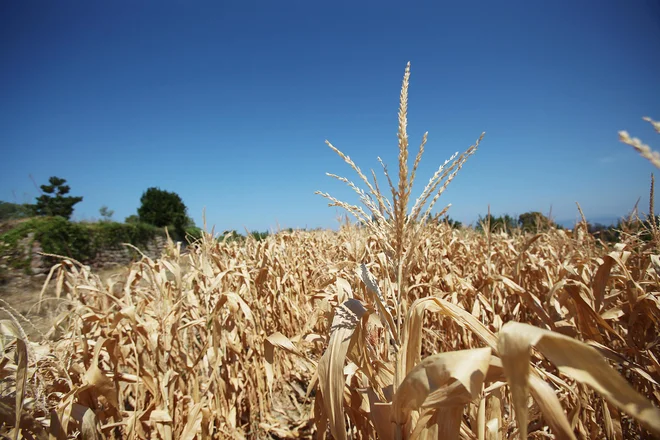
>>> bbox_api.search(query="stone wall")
[1,234,170,288]
[88,235,168,270]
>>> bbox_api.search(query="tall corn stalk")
[315,62,485,438]
[310,63,660,439]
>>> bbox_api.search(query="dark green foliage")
[99,205,114,222]
[441,217,462,229]
[36,217,93,261]
[34,176,83,220]
[125,214,140,224]
[218,230,245,243]
[185,226,203,242]
[518,212,555,233]
[137,187,188,239]
[185,215,197,228]
[250,231,269,241]
[0,201,36,221]
[89,221,161,250]
[0,217,92,267]
[639,215,660,241]
[476,214,518,234]
[0,217,164,271]
[587,215,657,243]
[588,222,620,242]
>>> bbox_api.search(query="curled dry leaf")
[358,264,399,342]
[83,337,119,410]
[498,321,660,438]
[400,296,497,382]
[391,347,491,438]
[317,298,367,440]
[264,332,306,396]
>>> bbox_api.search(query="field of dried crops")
[3,64,660,439]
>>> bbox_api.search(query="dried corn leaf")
[83,338,119,410]
[593,255,616,312]
[317,298,367,440]
[179,402,203,440]
[71,404,102,440]
[401,297,497,381]
[498,321,660,438]
[264,332,305,395]
[357,264,399,343]
[0,320,27,440]
[391,347,491,432]
[528,373,575,440]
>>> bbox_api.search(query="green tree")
[185,215,198,228]
[588,222,620,242]
[137,187,188,238]
[250,230,269,241]
[518,211,554,233]
[477,214,517,234]
[441,216,462,229]
[34,176,83,220]
[125,214,140,224]
[99,205,114,222]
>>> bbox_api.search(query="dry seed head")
[619,117,660,169]
[408,131,428,197]
[644,116,660,134]
[397,62,411,205]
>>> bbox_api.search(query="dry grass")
[2,64,660,439]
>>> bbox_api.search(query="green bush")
[518,211,556,233]
[0,217,165,271]
[476,214,518,234]
[185,226,203,242]
[0,201,36,221]
[250,231,269,241]
[440,217,462,229]
[36,217,93,261]
[217,230,245,243]
[89,221,161,249]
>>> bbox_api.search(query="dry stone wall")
[1,234,170,288]
[88,235,168,270]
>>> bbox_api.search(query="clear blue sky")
[2,1,659,231]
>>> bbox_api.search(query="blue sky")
[1,1,659,231]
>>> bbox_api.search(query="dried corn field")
[3,64,660,439]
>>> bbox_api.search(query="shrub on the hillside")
[217,230,244,243]
[185,226,203,242]
[442,216,463,229]
[89,221,161,249]
[518,211,555,232]
[250,230,269,241]
[0,201,36,221]
[0,217,164,271]
[476,213,518,234]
